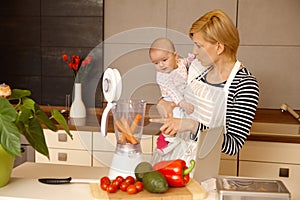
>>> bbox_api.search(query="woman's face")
[192,32,218,67]
[149,49,177,73]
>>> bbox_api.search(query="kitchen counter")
[0,162,108,200]
[44,104,300,143]
[249,109,300,143]
[0,162,217,200]
[42,103,162,135]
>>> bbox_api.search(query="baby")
[149,37,194,154]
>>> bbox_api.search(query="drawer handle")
[58,153,67,161]
[279,168,289,178]
[58,133,67,142]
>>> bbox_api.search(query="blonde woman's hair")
[189,9,239,61]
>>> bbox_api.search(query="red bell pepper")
[153,159,195,187]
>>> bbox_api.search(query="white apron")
[151,60,241,179]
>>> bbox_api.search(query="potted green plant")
[0,83,72,187]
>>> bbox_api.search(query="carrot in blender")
[120,134,126,144]
[114,120,138,144]
[120,117,132,134]
[130,114,142,133]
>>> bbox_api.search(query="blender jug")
[112,100,146,152]
[109,100,147,178]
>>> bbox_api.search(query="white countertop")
[0,162,109,200]
[0,162,217,200]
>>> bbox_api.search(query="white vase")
[70,83,86,118]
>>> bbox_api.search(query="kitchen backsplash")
[0,0,104,107]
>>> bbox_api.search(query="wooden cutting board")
[90,179,207,200]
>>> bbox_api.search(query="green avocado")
[142,171,168,193]
[134,161,153,182]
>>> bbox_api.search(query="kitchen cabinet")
[36,130,154,167]
[239,141,300,200]
[219,153,238,176]
[92,132,115,167]
[35,130,93,166]
[152,135,158,153]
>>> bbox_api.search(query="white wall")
[104,0,300,109]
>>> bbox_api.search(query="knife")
[38,177,99,184]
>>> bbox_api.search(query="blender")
[101,68,147,179]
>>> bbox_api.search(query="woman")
[150,9,259,157]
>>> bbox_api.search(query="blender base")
[108,152,143,179]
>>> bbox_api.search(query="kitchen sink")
[217,176,291,200]
[250,122,300,135]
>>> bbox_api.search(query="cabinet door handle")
[58,133,67,142]
[58,153,68,161]
[279,168,289,178]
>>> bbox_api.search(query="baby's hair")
[149,38,175,53]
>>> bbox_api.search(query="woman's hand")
[156,98,176,118]
[150,117,199,136]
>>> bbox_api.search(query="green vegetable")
[134,161,153,182]
[142,171,168,193]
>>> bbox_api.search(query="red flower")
[62,54,68,62]
[72,55,81,65]
[68,62,73,69]
[72,63,79,71]
[62,53,93,83]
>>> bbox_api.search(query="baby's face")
[149,49,177,73]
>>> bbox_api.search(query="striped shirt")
[196,67,259,155]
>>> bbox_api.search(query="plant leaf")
[0,120,20,156]
[21,97,35,110]
[18,108,32,126]
[34,104,57,131]
[0,98,18,121]
[21,117,49,158]
[0,98,21,156]
[51,109,72,139]
[9,89,31,100]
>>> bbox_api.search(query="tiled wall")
[237,0,300,109]
[104,0,300,109]
[0,0,104,107]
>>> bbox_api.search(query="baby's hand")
[184,103,194,115]
[179,100,194,115]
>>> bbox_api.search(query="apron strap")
[224,60,241,95]
[223,60,241,128]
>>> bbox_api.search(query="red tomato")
[112,179,122,189]
[115,175,125,183]
[125,176,135,185]
[126,184,137,194]
[100,182,109,191]
[120,181,130,192]
[106,184,117,193]
[100,176,111,191]
[135,181,143,192]
[100,176,110,185]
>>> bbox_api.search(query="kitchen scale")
[101,68,146,179]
